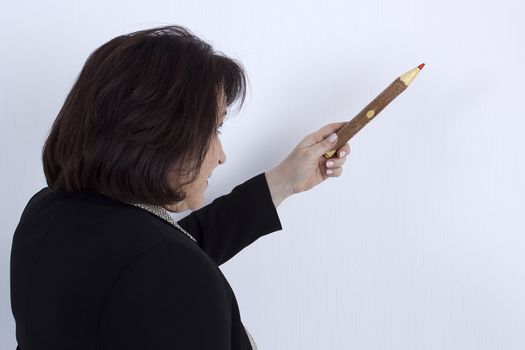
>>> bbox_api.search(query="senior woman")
[10,25,350,350]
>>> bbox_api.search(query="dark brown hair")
[42,25,247,206]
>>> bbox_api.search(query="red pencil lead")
[418,63,425,70]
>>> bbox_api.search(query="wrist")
[264,167,293,208]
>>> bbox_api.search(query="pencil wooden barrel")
[324,63,424,159]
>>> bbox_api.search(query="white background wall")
[2,0,524,349]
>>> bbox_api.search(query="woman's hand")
[269,121,351,199]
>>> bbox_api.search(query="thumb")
[304,121,346,153]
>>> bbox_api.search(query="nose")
[217,140,226,165]
[218,151,226,165]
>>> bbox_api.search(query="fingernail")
[327,169,333,175]
[339,151,346,158]
[326,160,334,167]
[327,133,337,142]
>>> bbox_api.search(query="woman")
[10,25,350,349]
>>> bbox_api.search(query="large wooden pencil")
[323,63,425,159]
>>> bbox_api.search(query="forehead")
[218,89,226,106]
[218,88,227,116]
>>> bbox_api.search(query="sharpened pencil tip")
[418,63,425,70]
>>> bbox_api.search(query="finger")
[310,126,351,158]
[300,121,347,148]
[319,142,351,167]
[325,166,343,178]
[336,143,351,158]
[324,154,347,169]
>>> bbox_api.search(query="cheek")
[206,141,219,165]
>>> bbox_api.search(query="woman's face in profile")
[164,91,227,212]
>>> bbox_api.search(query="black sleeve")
[100,241,232,349]
[177,172,283,266]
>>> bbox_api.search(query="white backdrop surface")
[1,0,524,349]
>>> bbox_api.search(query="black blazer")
[10,172,283,349]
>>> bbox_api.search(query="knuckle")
[302,148,313,158]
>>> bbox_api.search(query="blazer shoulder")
[18,187,54,222]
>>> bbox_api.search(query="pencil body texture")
[324,64,424,159]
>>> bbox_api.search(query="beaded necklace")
[128,202,197,243]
